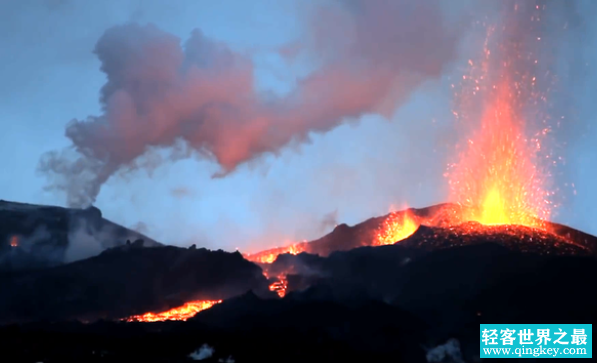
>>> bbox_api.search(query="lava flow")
[123,2,568,325]
[125,300,222,322]
[244,242,307,264]
[446,3,555,230]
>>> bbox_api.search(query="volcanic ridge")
[0,201,595,362]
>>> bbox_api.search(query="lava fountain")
[375,207,419,245]
[447,2,556,229]
[119,1,572,326]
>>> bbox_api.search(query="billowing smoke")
[65,209,161,262]
[38,0,465,208]
[0,217,122,269]
[65,218,114,263]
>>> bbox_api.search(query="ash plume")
[38,0,465,208]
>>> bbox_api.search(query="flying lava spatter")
[122,1,567,324]
[375,207,419,245]
[446,2,556,230]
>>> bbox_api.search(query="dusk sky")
[1,0,596,253]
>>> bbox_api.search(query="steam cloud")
[38,0,464,208]
[65,218,114,263]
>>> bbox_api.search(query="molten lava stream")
[243,242,306,264]
[375,208,419,245]
[125,300,222,322]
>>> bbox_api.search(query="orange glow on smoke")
[375,207,419,245]
[10,236,19,247]
[123,4,570,326]
[447,18,553,229]
[124,300,222,322]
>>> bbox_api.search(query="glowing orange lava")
[375,208,419,245]
[450,80,548,228]
[244,242,307,264]
[124,300,222,322]
[269,275,288,298]
[9,236,18,247]
[447,11,553,230]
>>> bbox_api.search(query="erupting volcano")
[2,1,596,361]
[114,3,575,324]
[375,207,419,245]
[447,3,556,231]
[238,3,563,270]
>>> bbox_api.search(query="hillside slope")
[0,200,161,271]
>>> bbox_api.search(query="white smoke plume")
[37,0,466,208]
[65,218,114,263]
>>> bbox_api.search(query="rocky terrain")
[0,200,161,271]
[1,241,595,362]
[0,244,267,324]
[0,201,595,362]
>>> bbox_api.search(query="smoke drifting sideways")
[37,0,466,208]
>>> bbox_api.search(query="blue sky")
[1,0,596,252]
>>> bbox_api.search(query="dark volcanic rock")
[0,246,269,324]
[272,242,597,360]
[260,225,597,360]
[0,200,162,272]
[399,243,597,359]
[267,223,594,305]
[251,203,597,263]
[0,242,594,362]
[0,294,428,363]
[1,201,596,362]
[399,222,594,255]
